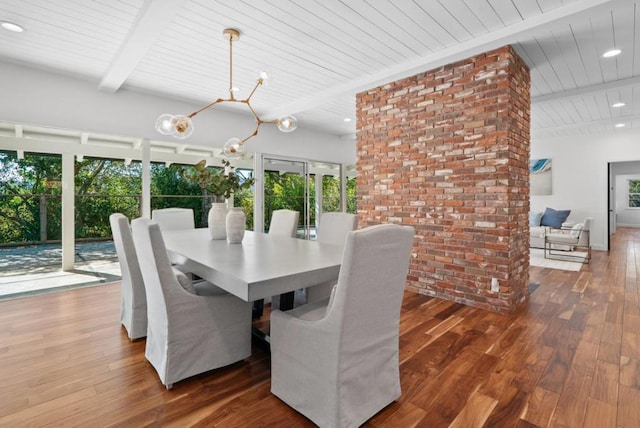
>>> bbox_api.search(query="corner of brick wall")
[356,45,530,314]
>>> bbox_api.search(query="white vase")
[226,207,246,244]
[208,203,227,240]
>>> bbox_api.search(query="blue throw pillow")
[529,212,543,227]
[540,207,570,228]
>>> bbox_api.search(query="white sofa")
[530,209,573,249]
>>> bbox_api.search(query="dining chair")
[131,218,252,389]
[109,213,147,340]
[306,212,358,304]
[270,223,415,428]
[151,208,195,231]
[268,209,299,237]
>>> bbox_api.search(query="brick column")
[356,46,530,314]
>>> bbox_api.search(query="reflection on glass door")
[262,157,310,239]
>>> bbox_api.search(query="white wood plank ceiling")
[0,0,637,141]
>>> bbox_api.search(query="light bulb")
[223,138,244,157]
[170,115,193,139]
[258,70,269,85]
[602,49,621,58]
[155,114,175,135]
[278,116,298,133]
[1,21,24,32]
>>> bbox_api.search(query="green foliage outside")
[629,180,640,208]
[0,150,355,244]
[0,152,254,244]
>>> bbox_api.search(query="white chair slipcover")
[268,209,299,237]
[151,208,195,231]
[270,223,415,428]
[264,209,301,310]
[131,218,252,389]
[109,213,147,340]
[306,212,358,304]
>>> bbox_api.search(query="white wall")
[531,129,640,250]
[0,61,356,165]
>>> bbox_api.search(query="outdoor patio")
[0,241,121,300]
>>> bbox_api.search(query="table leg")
[279,291,295,311]
[252,299,264,319]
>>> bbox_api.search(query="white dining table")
[162,228,344,304]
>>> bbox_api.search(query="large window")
[0,151,62,244]
[628,179,640,208]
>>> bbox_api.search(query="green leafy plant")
[183,159,254,203]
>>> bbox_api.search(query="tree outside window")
[629,179,640,208]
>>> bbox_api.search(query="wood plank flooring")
[1,228,640,426]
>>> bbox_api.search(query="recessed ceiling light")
[612,102,626,108]
[602,49,622,58]
[0,21,24,32]
[343,118,352,122]
[615,123,625,128]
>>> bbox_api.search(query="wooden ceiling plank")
[187,0,371,78]
[511,0,543,20]
[611,4,636,80]
[461,0,505,31]
[413,0,474,43]
[314,0,418,58]
[487,0,524,25]
[590,11,621,84]
[438,0,489,37]
[536,0,567,13]
[532,75,640,104]
[343,0,437,54]
[566,98,591,123]
[98,0,190,93]
[549,26,590,89]
[263,0,393,67]
[263,0,616,120]
[531,33,579,92]
[582,94,604,121]
[566,18,607,85]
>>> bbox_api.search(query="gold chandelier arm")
[188,99,224,118]
[246,79,262,102]
[240,123,261,144]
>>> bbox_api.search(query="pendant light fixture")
[155,28,297,157]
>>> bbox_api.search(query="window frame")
[627,179,640,209]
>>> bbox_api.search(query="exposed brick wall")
[356,45,530,314]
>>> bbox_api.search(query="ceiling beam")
[532,75,640,104]
[263,0,616,121]
[98,0,188,93]
[532,114,640,134]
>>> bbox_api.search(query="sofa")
[530,208,572,249]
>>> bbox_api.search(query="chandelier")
[154,28,298,157]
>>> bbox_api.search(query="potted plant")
[182,159,254,240]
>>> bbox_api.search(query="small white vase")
[208,203,227,240]
[226,207,246,244]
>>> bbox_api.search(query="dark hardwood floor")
[1,228,640,427]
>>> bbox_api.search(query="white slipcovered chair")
[544,217,592,264]
[268,209,299,237]
[255,209,301,314]
[109,213,147,340]
[270,223,415,428]
[131,218,252,389]
[151,208,195,231]
[306,212,358,304]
